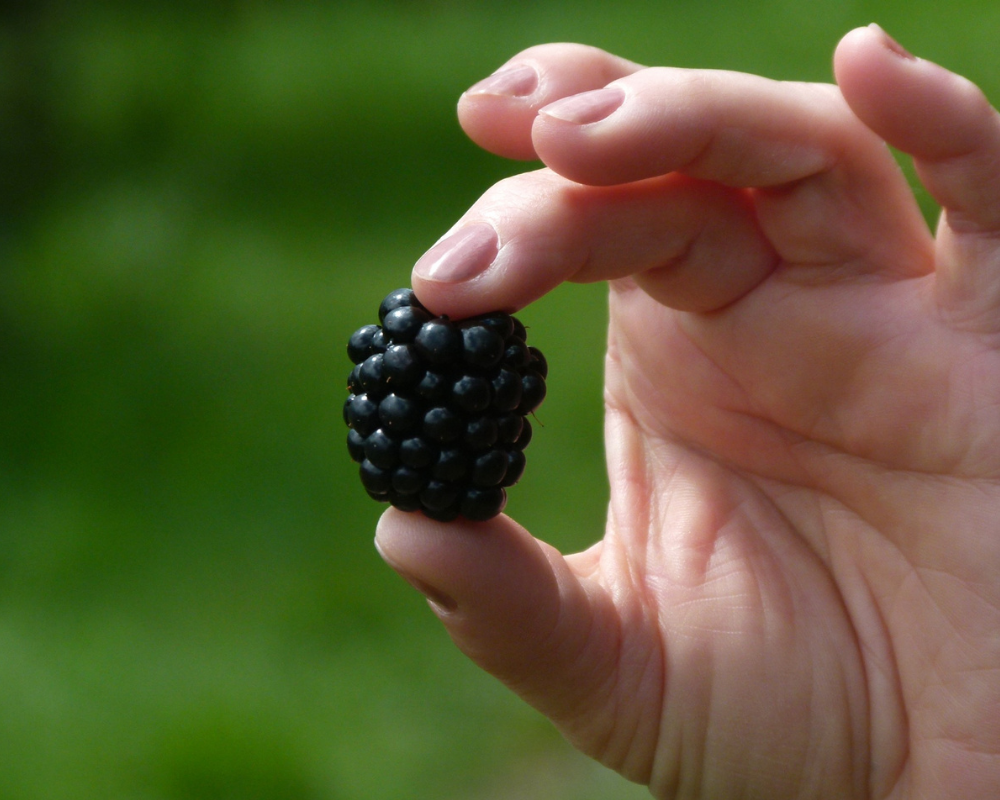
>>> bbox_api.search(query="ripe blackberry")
[345,287,547,521]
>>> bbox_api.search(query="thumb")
[373,508,639,765]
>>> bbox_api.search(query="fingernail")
[465,64,538,98]
[539,86,625,125]
[869,23,916,60]
[374,539,458,613]
[413,223,498,284]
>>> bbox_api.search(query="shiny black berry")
[379,288,423,323]
[360,460,392,495]
[527,346,548,379]
[491,367,522,412]
[433,448,469,482]
[461,324,504,370]
[388,490,422,512]
[451,374,491,414]
[464,416,498,451]
[461,487,507,521]
[347,394,379,437]
[383,305,432,342]
[348,324,382,364]
[471,449,507,487]
[392,465,429,495]
[358,354,387,397]
[514,417,533,450]
[347,429,367,463]
[398,436,435,469]
[474,311,515,340]
[503,337,530,369]
[347,364,363,394]
[379,393,421,434]
[345,288,547,521]
[371,328,390,352]
[420,480,460,512]
[364,429,399,470]
[423,406,463,443]
[422,503,460,523]
[383,344,423,388]
[518,372,546,415]
[416,370,450,402]
[501,450,526,487]
[497,413,523,444]
[415,319,461,366]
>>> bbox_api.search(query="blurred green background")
[0,1,994,798]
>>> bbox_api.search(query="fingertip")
[373,506,617,725]
[832,24,909,96]
[409,266,515,320]
[865,23,918,61]
[456,44,644,164]
[835,24,991,162]
[374,506,558,618]
[409,170,581,320]
[457,68,544,161]
[374,510,460,613]
[832,24,884,68]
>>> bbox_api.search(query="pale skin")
[373,25,1000,799]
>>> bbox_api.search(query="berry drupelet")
[345,288,546,521]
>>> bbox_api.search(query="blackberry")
[347,429,367,463]
[364,429,399,469]
[503,337,530,370]
[416,370,450,402]
[360,460,392,496]
[518,371,546,415]
[346,394,380,437]
[398,436,435,469]
[358,354,386,396]
[501,450,526,487]
[451,374,491,413]
[461,488,507,522]
[379,393,422,434]
[345,287,547,521]
[383,306,432,342]
[423,406,463,443]
[379,288,422,323]
[415,319,461,366]
[433,448,469,482]
[491,367,522,412]
[459,324,504,370]
[347,364,363,394]
[464,416,498,451]
[496,413,523,445]
[348,324,382,364]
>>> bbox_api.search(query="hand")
[374,26,1000,798]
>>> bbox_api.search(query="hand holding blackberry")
[346,288,545,521]
[374,27,1000,800]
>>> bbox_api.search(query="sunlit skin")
[374,26,1000,798]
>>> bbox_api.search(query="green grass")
[0,1,995,797]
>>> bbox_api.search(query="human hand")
[374,26,1000,798]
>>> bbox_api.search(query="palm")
[600,248,1000,794]
[378,28,1000,798]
